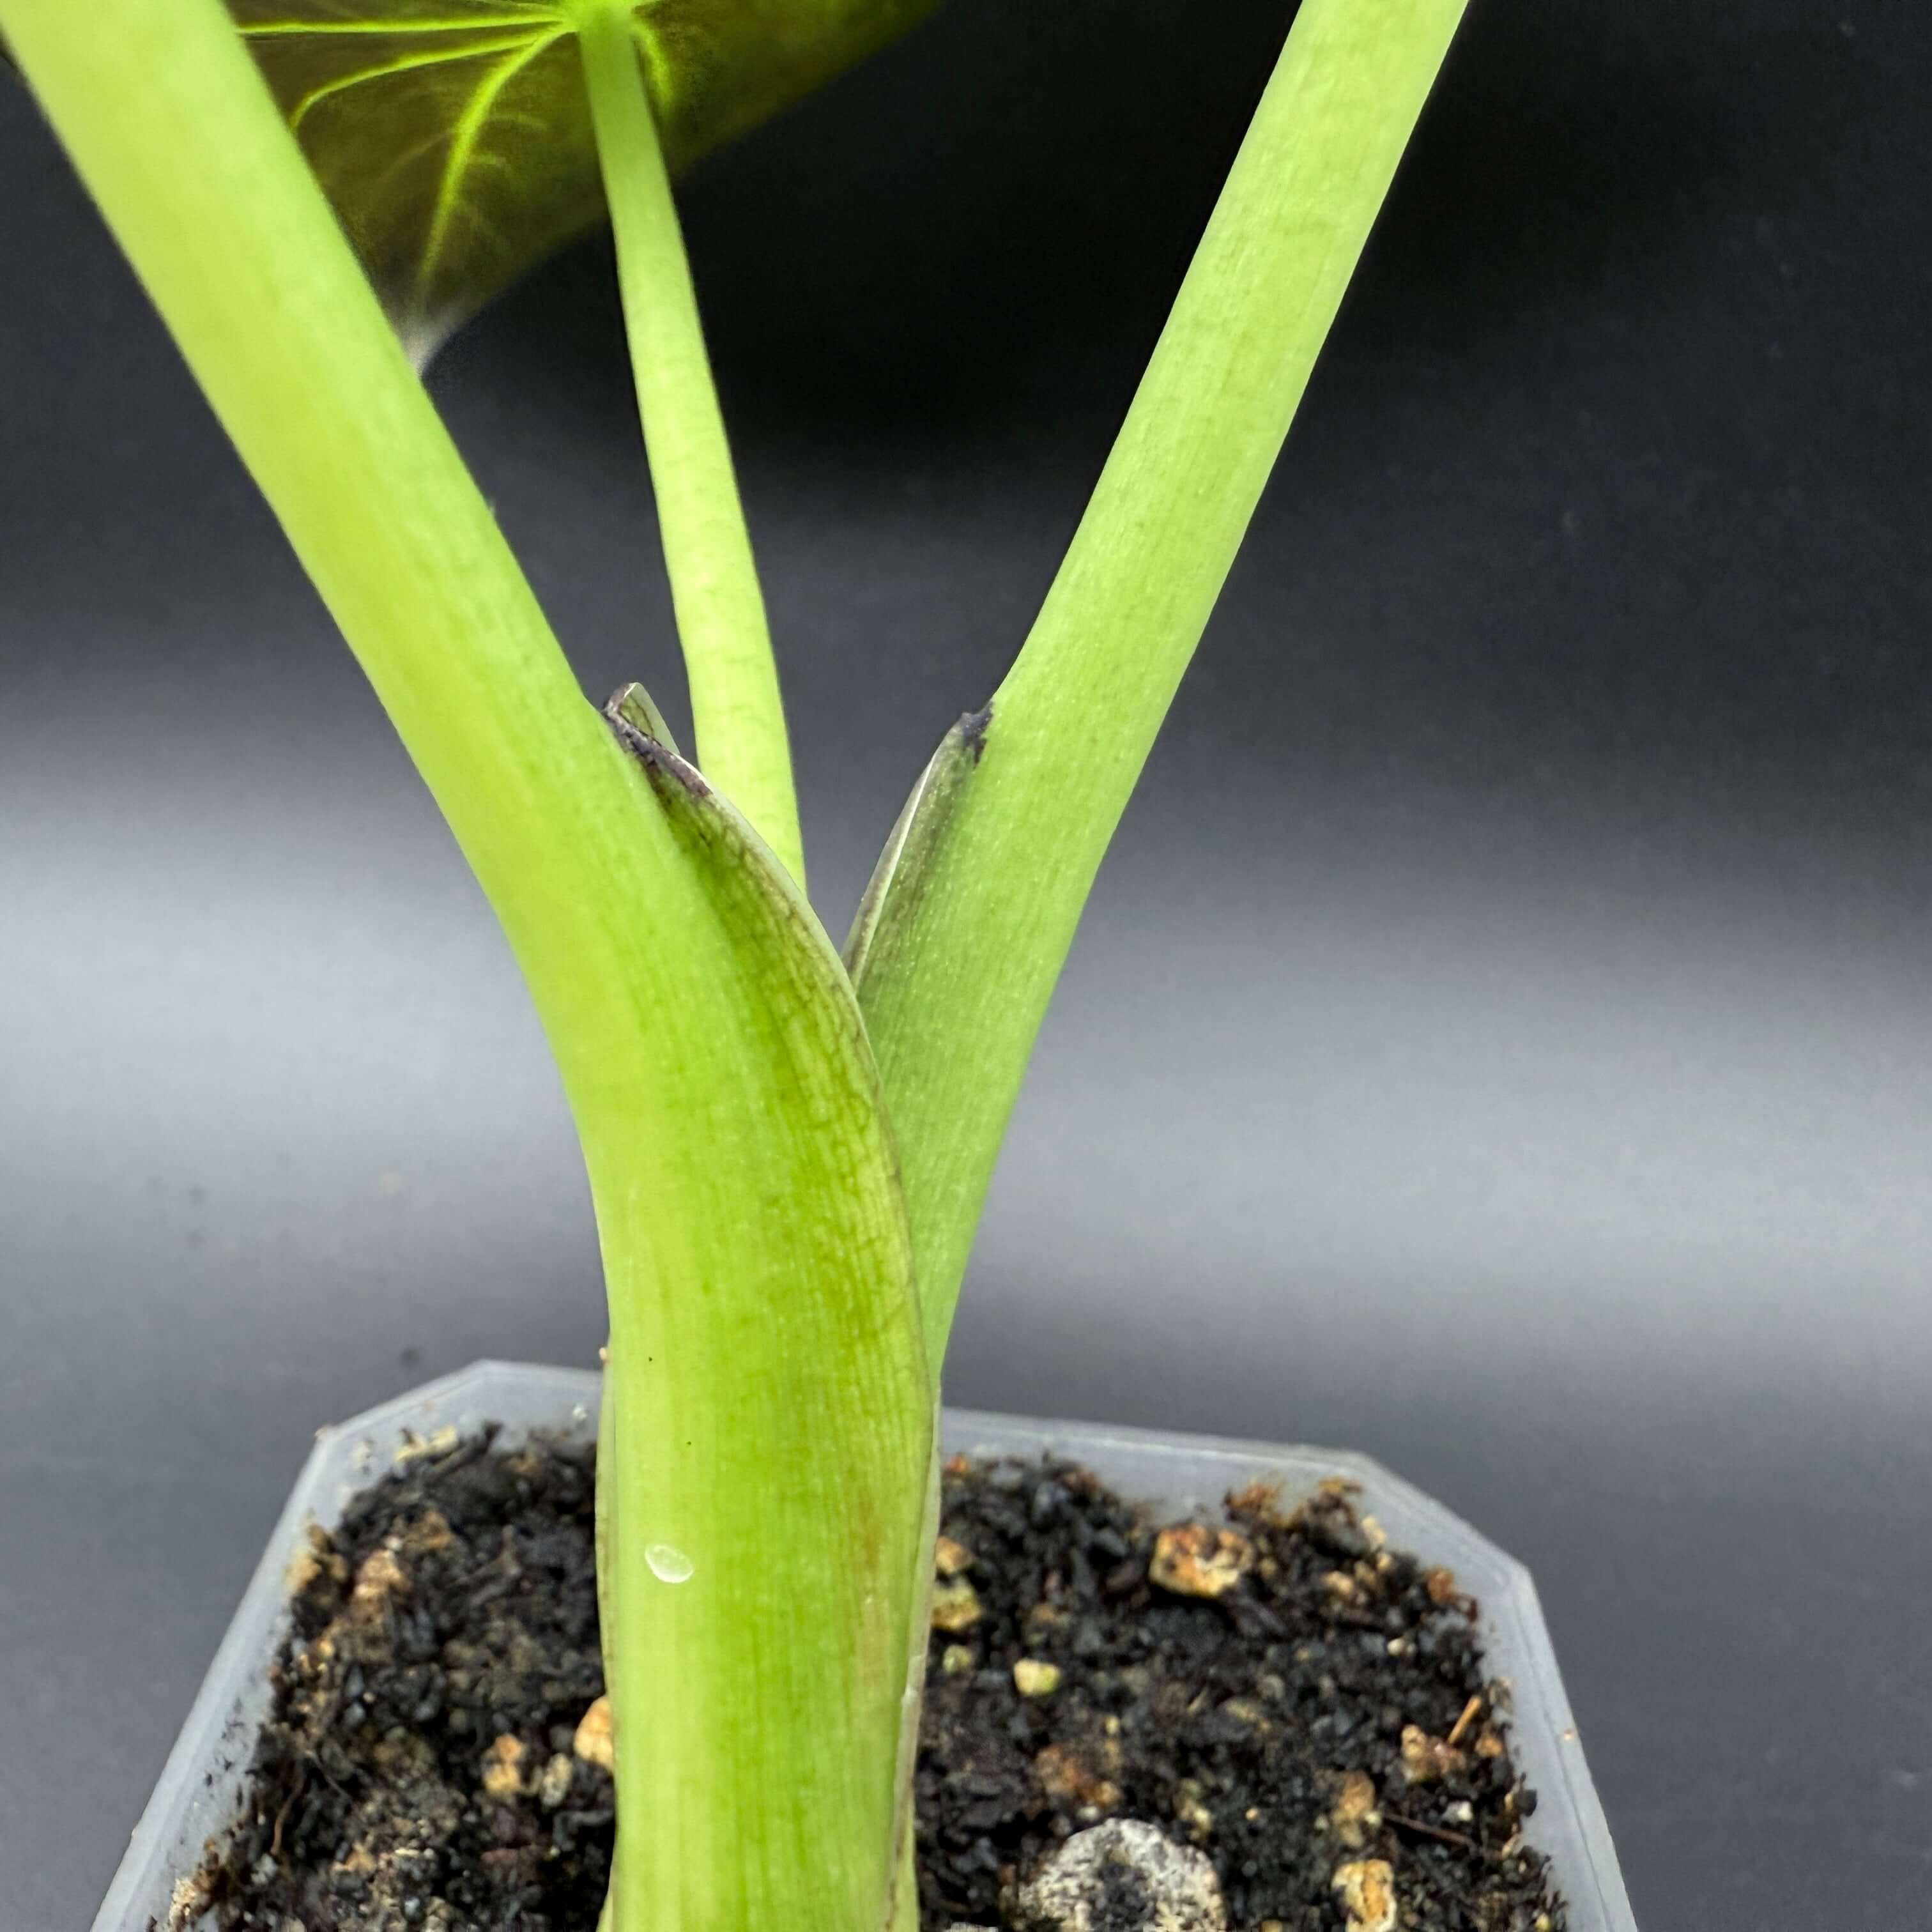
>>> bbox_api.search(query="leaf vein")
[284,33,544,135]
[242,15,555,38]
[627,15,675,107]
[417,28,567,298]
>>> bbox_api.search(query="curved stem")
[2,7,929,1929]
[852,0,1472,1353]
[576,2,806,888]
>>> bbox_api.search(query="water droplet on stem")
[646,1542,694,1584]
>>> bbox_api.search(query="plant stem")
[1,4,929,1928]
[576,1,806,888]
[852,0,1471,1355]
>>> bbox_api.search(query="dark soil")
[917,1455,1562,1932]
[180,1432,610,1932]
[184,1432,1563,1932]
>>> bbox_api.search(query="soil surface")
[182,1432,1563,1932]
[917,1455,1562,1932]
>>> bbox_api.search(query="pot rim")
[93,1360,1637,1932]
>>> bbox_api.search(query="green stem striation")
[851,0,1471,1361]
[576,1,806,887]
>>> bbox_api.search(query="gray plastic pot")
[93,1360,1637,1932]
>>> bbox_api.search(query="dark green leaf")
[227,0,942,358]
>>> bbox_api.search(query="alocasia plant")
[0,1,1468,1927]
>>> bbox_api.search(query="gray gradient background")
[3,1,1928,1926]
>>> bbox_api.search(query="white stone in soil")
[1013,1819,1226,1932]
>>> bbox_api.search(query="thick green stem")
[2,4,929,1929]
[576,1,806,888]
[0,0,683,1029]
[852,0,1471,1357]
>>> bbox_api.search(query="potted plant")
[0,1,1637,1928]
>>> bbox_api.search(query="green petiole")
[575,0,806,887]
[0,4,926,1928]
[851,0,1471,1361]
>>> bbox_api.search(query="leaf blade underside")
[227,0,944,355]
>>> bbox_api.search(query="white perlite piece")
[1013,1819,1226,1932]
